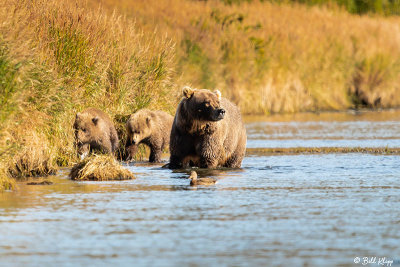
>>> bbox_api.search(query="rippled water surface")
[246,109,400,148]
[1,110,400,266]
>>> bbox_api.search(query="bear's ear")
[92,117,99,125]
[146,117,151,126]
[214,90,221,101]
[76,112,81,119]
[183,86,194,99]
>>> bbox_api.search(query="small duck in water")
[188,171,217,186]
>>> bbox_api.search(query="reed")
[69,154,135,181]
[2,0,400,189]
[0,0,175,189]
[98,0,400,113]
[8,145,57,180]
[0,165,15,191]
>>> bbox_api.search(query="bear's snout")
[211,108,225,121]
[217,108,225,119]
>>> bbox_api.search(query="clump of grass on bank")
[8,146,57,180]
[69,155,135,181]
[0,167,15,191]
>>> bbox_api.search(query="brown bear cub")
[125,109,174,163]
[169,86,247,169]
[74,108,119,160]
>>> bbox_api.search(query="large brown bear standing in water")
[74,108,119,159]
[125,109,174,163]
[169,86,247,169]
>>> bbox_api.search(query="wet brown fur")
[125,109,173,163]
[169,87,247,169]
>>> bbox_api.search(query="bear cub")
[74,107,119,159]
[125,109,173,163]
[169,86,247,169]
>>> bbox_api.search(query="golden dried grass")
[0,165,15,191]
[97,0,400,113]
[3,0,400,188]
[0,0,175,187]
[69,155,135,181]
[3,128,57,180]
[8,147,57,180]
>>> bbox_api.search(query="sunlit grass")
[69,155,135,181]
[0,166,15,191]
[0,0,175,189]
[2,0,400,189]
[100,0,400,113]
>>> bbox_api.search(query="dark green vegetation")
[221,0,400,16]
[290,0,400,15]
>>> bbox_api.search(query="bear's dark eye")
[82,128,87,133]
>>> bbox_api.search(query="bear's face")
[126,114,152,145]
[183,87,225,121]
[74,113,101,158]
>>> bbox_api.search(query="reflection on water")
[1,110,400,266]
[246,109,400,148]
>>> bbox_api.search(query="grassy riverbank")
[0,0,176,190]
[2,0,400,190]
[97,0,400,113]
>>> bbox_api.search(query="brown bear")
[125,109,174,163]
[74,108,119,159]
[168,86,247,169]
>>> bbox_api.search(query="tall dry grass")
[2,0,400,189]
[0,0,176,189]
[69,155,135,181]
[97,0,400,113]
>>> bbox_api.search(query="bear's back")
[83,107,113,125]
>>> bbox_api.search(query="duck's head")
[189,171,197,180]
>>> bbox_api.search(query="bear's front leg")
[103,139,114,155]
[168,155,183,169]
[199,156,219,168]
[169,130,194,169]
[149,145,162,163]
[198,136,221,168]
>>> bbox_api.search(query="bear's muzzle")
[210,108,225,121]
[216,108,225,120]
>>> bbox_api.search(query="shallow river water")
[1,110,400,267]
